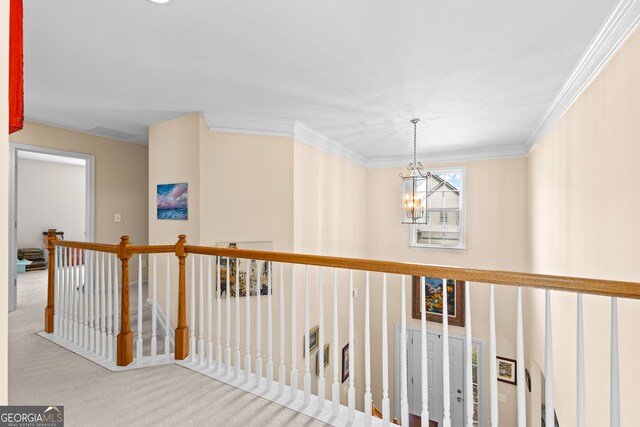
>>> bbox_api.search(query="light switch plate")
[114,213,122,223]
[498,393,507,403]
[141,259,147,268]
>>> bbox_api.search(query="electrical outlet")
[141,259,147,268]
[498,393,507,403]
[114,213,122,223]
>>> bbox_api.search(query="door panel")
[407,331,465,425]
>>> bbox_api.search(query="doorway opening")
[8,143,94,312]
[395,325,486,427]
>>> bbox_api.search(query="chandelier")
[400,119,430,224]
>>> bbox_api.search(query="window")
[410,168,465,249]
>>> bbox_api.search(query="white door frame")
[394,323,486,427]
[8,143,95,312]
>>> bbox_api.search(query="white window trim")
[409,166,467,250]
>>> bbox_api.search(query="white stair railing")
[46,238,640,427]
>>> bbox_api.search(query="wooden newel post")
[117,235,134,366]
[44,229,58,333]
[174,234,189,360]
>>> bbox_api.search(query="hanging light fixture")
[400,119,430,224]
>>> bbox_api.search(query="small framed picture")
[316,344,330,375]
[341,343,349,383]
[496,356,517,385]
[304,326,319,358]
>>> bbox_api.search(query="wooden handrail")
[51,239,118,254]
[184,245,640,300]
[44,229,57,333]
[129,245,175,254]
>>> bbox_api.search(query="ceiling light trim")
[367,144,529,169]
[526,0,640,150]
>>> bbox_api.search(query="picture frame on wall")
[341,343,349,383]
[411,277,465,327]
[303,326,319,358]
[496,356,517,385]
[216,242,273,297]
[316,344,330,375]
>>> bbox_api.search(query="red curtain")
[9,0,23,134]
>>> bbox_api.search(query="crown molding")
[526,0,640,150]
[203,112,368,167]
[292,121,367,167]
[204,112,296,137]
[366,144,529,169]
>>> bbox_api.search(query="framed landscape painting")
[411,277,465,326]
[157,183,188,220]
[216,242,273,297]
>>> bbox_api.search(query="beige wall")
[525,27,640,427]
[1,0,10,405]
[11,121,149,248]
[11,121,149,282]
[17,159,85,248]
[293,139,368,408]
[367,158,528,425]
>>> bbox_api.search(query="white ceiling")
[24,0,625,162]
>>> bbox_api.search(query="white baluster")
[136,254,143,364]
[77,250,83,346]
[72,249,78,344]
[465,282,473,427]
[364,272,372,427]
[290,265,298,401]
[245,260,252,384]
[348,270,355,423]
[207,256,213,370]
[490,284,498,427]
[266,261,273,391]
[199,256,205,366]
[442,279,451,427]
[106,252,113,360]
[215,256,222,371]
[304,265,310,405]
[66,248,72,341]
[401,276,409,426]
[332,268,340,416]
[79,250,85,348]
[94,251,100,355]
[544,289,553,427]
[611,297,620,427]
[83,250,90,348]
[255,260,263,388]
[88,250,94,351]
[317,267,325,410]
[421,277,429,426]
[53,247,59,335]
[517,287,526,426]
[113,255,119,363]
[190,256,196,363]
[151,254,158,360]
[224,257,231,374]
[101,252,107,357]
[61,248,67,339]
[279,263,286,396]
[577,294,584,427]
[235,258,241,379]
[165,254,171,360]
[382,273,390,426]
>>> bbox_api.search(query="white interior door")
[407,330,465,425]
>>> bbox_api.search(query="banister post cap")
[178,234,187,243]
[120,235,131,244]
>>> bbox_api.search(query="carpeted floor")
[9,270,325,427]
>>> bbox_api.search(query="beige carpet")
[9,270,325,427]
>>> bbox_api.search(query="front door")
[408,330,465,426]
